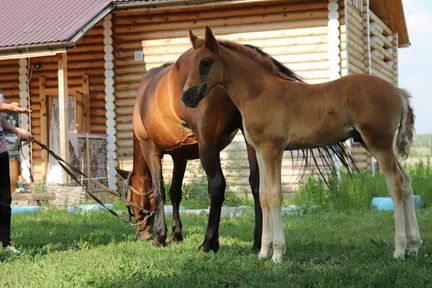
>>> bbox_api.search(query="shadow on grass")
[13,211,136,255]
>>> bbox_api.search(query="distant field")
[406,133,432,165]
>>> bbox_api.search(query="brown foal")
[182,27,421,262]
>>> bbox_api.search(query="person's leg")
[0,152,12,248]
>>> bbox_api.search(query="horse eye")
[199,58,214,75]
[201,59,213,66]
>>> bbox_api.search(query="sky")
[399,0,432,133]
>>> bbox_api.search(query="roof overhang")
[0,3,114,60]
[114,0,275,10]
[370,0,409,47]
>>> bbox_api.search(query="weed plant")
[295,161,432,210]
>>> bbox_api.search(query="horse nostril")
[198,84,207,96]
[182,88,197,107]
[182,92,191,102]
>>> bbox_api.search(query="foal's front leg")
[245,140,262,251]
[256,151,271,259]
[257,146,285,262]
[199,146,226,252]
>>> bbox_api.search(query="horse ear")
[204,26,218,52]
[189,30,203,49]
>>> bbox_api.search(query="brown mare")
[130,45,302,251]
[182,27,422,262]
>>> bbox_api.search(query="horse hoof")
[136,230,153,241]
[251,242,261,253]
[272,254,283,263]
[153,239,167,248]
[258,247,270,259]
[407,239,422,256]
[393,249,405,259]
[198,240,219,253]
[171,233,183,244]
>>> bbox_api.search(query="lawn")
[1,207,432,287]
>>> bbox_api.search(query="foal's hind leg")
[397,162,422,255]
[170,157,187,243]
[374,150,408,258]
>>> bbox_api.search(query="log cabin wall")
[339,0,371,170]
[113,0,336,195]
[0,60,20,103]
[29,21,106,181]
[340,0,400,171]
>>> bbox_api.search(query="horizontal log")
[116,98,136,107]
[12,193,56,201]
[371,68,394,84]
[370,40,394,60]
[369,10,392,35]
[346,2,363,23]
[115,10,328,35]
[347,13,363,33]
[348,57,367,72]
[114,65,147,76]
[370,27,392,48]
[141,26,328,48]
[117,139,133,147]
[371,58,394,78]
[114,1,327,24]
[115,19,328,41]
[348,63,365,74]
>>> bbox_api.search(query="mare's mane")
[219,40,303,82]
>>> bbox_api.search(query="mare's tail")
[397,88,415,159]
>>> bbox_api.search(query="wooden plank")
[38,76,48,181]
[82,74,91,133]
[58,52,69,183]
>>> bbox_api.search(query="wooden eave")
[370,0,409,47]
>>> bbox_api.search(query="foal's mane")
[219,40,303,82]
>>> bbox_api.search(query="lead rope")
[31,138,154,226]
[17,140,34,184]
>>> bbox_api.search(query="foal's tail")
[397,88,415,159]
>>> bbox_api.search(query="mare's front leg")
[170,157,187,243]
[199,145,226,252]
[140,142,168,248]
[130,136,155,241]
[245,140,262,251]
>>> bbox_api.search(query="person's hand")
[15,127,33,141]
[9,102,32,114]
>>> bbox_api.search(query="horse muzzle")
[182,84,207,108]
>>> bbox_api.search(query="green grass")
[1,208,432,287]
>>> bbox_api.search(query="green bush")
[295,171,386,211]
[408,160,432,207]
[295,161,432,211]
[166,178,251,209]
